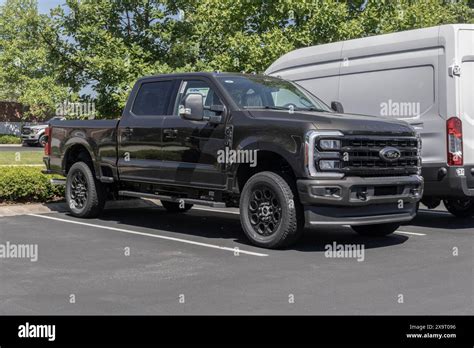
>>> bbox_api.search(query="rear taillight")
[447,117,463,166]
[44,126,51,156]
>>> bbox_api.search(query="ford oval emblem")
[379,147,401,162]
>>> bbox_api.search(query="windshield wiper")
[245,106,290,110]
[294,106,327,112]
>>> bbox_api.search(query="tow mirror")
[179,93,204,121]
[331,101,344,113]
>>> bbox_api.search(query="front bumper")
[297,175,423,226]
[21,134,40,142]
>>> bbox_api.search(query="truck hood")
[247,109,416,136]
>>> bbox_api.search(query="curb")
[0,144,23,147]
[0,198,161,217]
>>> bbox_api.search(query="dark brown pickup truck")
[43,72,423,249]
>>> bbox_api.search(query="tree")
[41,0,474,117]
[0,0,72,120]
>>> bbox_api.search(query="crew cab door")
[117,78,177,182]
[158,78,228,189]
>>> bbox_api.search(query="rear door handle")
[164,128,178,139]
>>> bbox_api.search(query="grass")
[0,150,44,165]
[0,134,22,144]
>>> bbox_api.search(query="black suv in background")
[43,72,423,248]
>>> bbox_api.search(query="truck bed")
[47,119,120,177]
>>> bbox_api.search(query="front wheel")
[65,162,106,218]
[351,222,400,237]
[239,171,304,249]
[38,135,47,147]
[443,198,474,218]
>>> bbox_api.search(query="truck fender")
[62,137,100,178]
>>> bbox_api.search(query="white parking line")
[395,230,426,236]
[29,214,268,257]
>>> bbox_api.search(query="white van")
[266,24,474,217]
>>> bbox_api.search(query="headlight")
[319,139,341,150]
[319,160,340,170]
[32,128,40,134]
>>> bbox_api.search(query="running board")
[118,190,226,208]
[50,178,66,186]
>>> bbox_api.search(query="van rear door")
[458,29,474,168]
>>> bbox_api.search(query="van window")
[132,80,174,116]
[339,66,434,119]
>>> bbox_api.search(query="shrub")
[0,134,22,144]
[0,166,64,203]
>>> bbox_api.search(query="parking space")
[0,204,472,315]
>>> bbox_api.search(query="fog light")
[319,160,340,170]
[319,139,341,150]
[312,186,341,198]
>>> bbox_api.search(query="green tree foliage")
[0,0,72,120]
[2,0,474,118]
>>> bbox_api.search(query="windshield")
[217,75,333,112]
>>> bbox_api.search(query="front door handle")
[163,128,178,139]
[123,127,134,137]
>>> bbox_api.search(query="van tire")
[66,161,106,218]
[161,200,193,212]
[443,198,474,218]
[352,222,400,236]
[239,171,304,249]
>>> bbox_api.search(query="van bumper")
[422,164,474,198]
[297,175,423,226]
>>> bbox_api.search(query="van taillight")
[447,117,463,166]
[44,126,51,156]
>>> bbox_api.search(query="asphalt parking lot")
[0,203,472,315]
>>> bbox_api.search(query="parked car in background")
[21,116,65,147]
[266,24,474,218]
[43,72,423,249]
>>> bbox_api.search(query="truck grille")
[316,136,420,177]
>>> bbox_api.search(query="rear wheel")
[66,161,106,218]
[239,171,304,249]
[161,200,193,212]
[352,222,400,237]
[443,198,474,218]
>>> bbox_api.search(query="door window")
[175,80,223,117]
[132,80,174,116]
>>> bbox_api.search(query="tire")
[161,200,193,212]
[239,171,304,249]
[443,198,474,218]
[351,222,400,237]
[65,161,106,218]
[38,135,47,147]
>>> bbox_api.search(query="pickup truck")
[43,72,423,249]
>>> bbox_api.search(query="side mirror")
[179,93,204,121]
[331,101,344,113]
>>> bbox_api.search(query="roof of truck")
[137,72,270,82]
[266,24,474,75]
